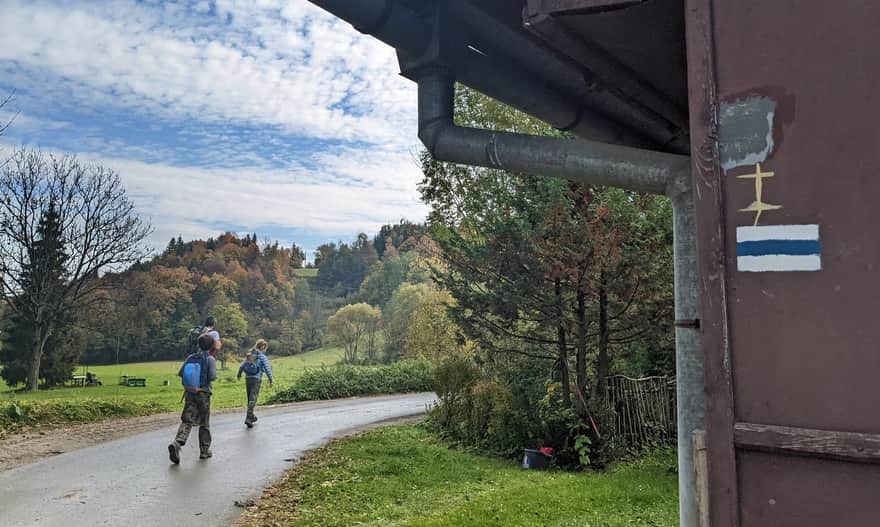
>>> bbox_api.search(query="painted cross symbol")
[737,163,782,226]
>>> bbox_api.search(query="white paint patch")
[721,111,776,172]
[718,95,777,172]
[737,254,822,272]
[736,224,819,242]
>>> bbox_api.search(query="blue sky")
[0,0,427,259]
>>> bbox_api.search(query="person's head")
[198,333,215,353]
[245,352,257,363]
[204,316,216,328]
[254,339,268,353]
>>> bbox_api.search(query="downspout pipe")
[418,69,704,527]
[418,69,689,195]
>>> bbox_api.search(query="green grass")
[239,426,678,527]
[293,268,318,278]
[0,347,344,432]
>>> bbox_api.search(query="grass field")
[0,347,344,412]
[293,268,318,278]
[238,425,678,527]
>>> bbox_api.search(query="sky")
[0,0,427,259]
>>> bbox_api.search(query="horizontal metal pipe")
[418,71,689,194]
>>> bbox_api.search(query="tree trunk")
[596,272,610,399]
[576,288,588,393]
[27,321,52,392]
[555,279,572,409]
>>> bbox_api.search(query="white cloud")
[0,0,418,146]
[0,0,431,255]
[0,140,429,255]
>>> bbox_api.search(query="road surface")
[0,393,435,526]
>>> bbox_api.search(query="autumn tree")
[383,283,431,362]
[316,234,378,296]
[421,87,674,409]
[0,150,151,390]
[326,303,381,364]
[212,302,248,369]
[405,286,457,361]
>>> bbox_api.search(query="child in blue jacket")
[238,339,273,427]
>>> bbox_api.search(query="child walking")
[237,339,274,428]
[168,333,217,464]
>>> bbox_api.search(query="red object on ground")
[539,447,554,457]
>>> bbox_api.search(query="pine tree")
[0,202,73,388]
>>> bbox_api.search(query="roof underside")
[430,0,690,153]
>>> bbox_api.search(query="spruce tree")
[0,203,72,388]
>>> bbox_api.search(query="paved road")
[0,393,435,527]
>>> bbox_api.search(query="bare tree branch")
[0,148,153,389]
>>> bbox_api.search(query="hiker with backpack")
[237,339,273,428]
[201,316,221,358]
[168,333,217,464]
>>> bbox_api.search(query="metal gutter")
[417,70,687,194]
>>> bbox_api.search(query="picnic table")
[71,373,102,387]
[119,375,146,387]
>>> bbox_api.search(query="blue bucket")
[522,448,551,470]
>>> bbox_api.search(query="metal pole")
[670,178,704,527]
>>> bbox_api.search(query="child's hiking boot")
[245,418,254,428]
[168,442,181,464]
[199,449,212,459]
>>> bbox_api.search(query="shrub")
[427,354,618,468]
[0,398,167,433]
[268,360,434,403]
[427,354,529,457]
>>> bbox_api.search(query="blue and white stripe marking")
[736,224,821,272]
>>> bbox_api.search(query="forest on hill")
[0,219,432,386]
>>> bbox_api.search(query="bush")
[427,354,529,457]
[427,354,618,468]
[0,398,167,433]
[268,360,434,403]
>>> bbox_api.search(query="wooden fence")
[603,375,676,446]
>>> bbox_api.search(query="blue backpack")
[242,359,261,376]
[181,353,209,393]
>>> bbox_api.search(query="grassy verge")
[0,347,344,434]
[237,425,678,527]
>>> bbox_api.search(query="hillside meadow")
[0,347,344,432]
